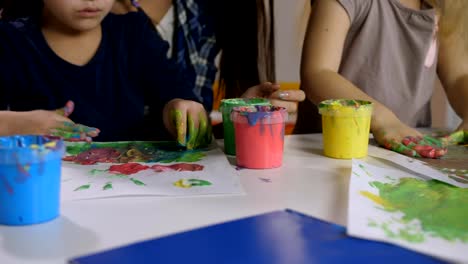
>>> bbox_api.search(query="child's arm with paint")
[0,101,99,141]
[163,99,211,150]
[133,13,211,149]
[300,0,444,158]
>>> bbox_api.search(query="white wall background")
[274,0,461,129]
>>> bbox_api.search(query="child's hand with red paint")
[373,118,447,159]
[163,99,212,150]
[241,82,306,113]
[6,101,100,142]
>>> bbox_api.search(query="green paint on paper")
[130,178,146,186]
[378,220,425,243]
[189,179,212,187]
[89,169,107,175]
[74,184,90,191]
[368,219,378,228]
[108,174,128,179]
[173,178,212,188]
[352,172,360,177]
[358,164,372,177]
[367,178,468,243]
[103,182,113,190]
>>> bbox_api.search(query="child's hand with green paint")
[8,101,100,142]
[163,99,212,150]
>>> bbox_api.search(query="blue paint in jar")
[0,135,64,225]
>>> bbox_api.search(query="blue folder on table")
[69,210,440,264]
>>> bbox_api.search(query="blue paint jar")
[0,135,64,225]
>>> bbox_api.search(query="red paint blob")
[109,163,150,175]
[64,148,121,165]
[107,163,204,175]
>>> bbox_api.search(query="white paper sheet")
[348,160,468,263]
[368,144,468,188]
[60,142,244,201]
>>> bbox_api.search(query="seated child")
[297,0,468,158]
[0,0,210,149]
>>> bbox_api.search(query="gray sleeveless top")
[338,0,437,127]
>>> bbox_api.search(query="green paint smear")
[188,179,212,186]
[74,184,90,191]
[89,169,107,175]
[380,221,425,243]
[103,182,113,190]
[130,178,146,186]
[371,178,468,243]
[66,141,206,163]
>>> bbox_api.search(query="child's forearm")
[0,111,23,136]
[444,75,468,124]
[301,69,399,131]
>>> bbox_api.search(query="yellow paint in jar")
[319,99,373,159]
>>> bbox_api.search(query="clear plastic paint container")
[0,135,64,225]
[231,106,288,169]
[319,99,373,159]
[220,98,271,155]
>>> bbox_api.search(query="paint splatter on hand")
[14,105,99,142]
[373,122,447,158]
[439,130,467,146]
[163,99,212,150]
[49,101,100,142]
[51,121,100,142]
[380,136,448,159]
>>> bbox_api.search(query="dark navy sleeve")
[0,22,13,110]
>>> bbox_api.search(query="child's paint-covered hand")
[373,122,447,159]
[15,101,100,142]
[163,99,212,150]
[241,82,305,113]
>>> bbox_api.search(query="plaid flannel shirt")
[133,0,219,111]
[174,0,218,111]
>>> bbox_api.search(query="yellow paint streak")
[360,191,394,209]
[173,179,191,188]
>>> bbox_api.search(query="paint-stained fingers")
[193,112,209,149]
[204,120,213,146]
[382,140,420,158]
[442,130,466,145]
[412,145,447,158]
[402,135,447,158]
[269,89,306,102]
[269,99,298,113]
[56,121,100,137]
[420,135,444,147]
[55,100,75,117]
[49,129,90,142]
[186,112,200,150]
[172,109,187,146]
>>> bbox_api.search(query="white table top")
[0,134,353,264]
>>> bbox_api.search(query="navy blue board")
[69,210,441,264]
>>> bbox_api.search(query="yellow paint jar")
[319,99,373,159]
